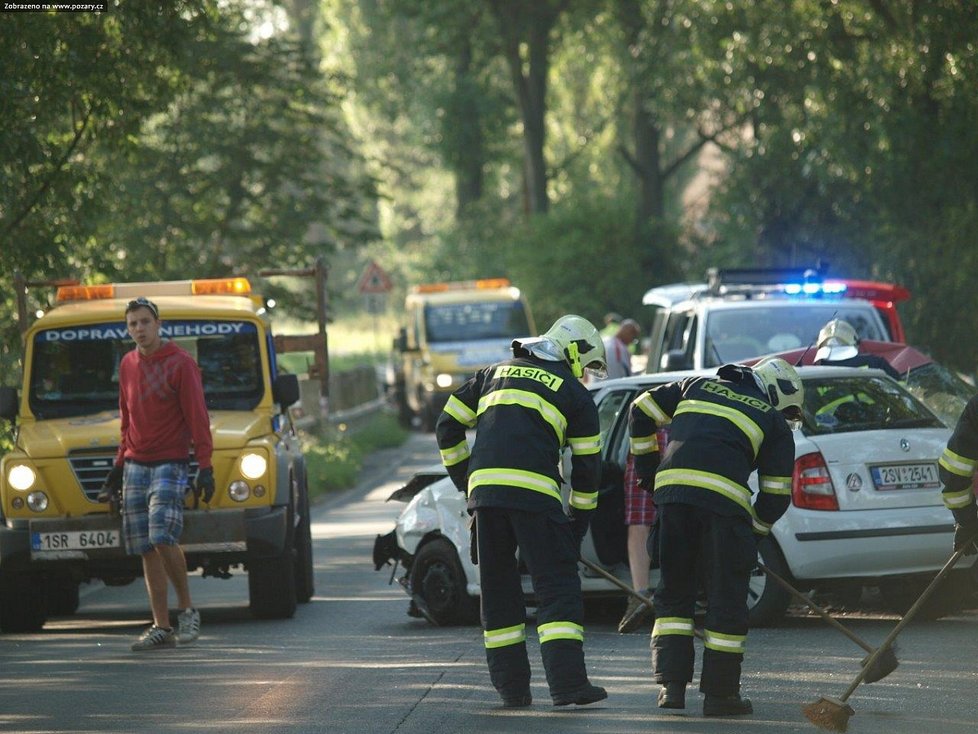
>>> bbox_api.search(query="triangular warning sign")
[357,260,393,294]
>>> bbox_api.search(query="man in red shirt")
[99,297,214,651]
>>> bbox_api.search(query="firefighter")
[435,315,608,709]
[813,319,902,380]
[628,357,802,717]
[938,395,978,556]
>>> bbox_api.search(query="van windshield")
[424,301,530,343]
[705,304,887,366]
[29,320,265,418]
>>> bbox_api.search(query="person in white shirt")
[602,319,640,380]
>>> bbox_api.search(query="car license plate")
[31,530,120,552]
[870,462,941,491]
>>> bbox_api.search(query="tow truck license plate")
[870,463,940,491]
[31,530,120,551]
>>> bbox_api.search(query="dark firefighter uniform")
[938,394,978,552]
[628,365,794,697]
[435,356,601,704]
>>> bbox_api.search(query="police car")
[373,365,976,627]
[643,266,910,373]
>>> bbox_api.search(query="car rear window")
[802,375,944,435]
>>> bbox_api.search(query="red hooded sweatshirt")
[114,341,213,469]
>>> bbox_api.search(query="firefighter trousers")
[475,506,590,701]
[650,502,756,696]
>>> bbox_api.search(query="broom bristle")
[862,644,899,684]
[802,696,855,732]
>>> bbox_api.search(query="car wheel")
[747,539,792,627]
[44,576,80,617]
[293,469,315,604]
[409,538,479,626]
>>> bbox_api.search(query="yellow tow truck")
[0,276,316,632]
[389,278,535,431]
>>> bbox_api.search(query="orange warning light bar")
[56,284,115,302]
[191,277,251,296]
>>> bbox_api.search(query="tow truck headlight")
[27,491,48,512]
[435,373,454,388]
[228,481,251,502]
[8,465,36,491]
[240,453,267,480]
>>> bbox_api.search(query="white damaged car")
[374,366,977,626]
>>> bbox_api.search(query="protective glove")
[570,510,590,549]
[953,520,978,556]
[193,467,215,508]
[637,475,654,495]
[96,464,124,504]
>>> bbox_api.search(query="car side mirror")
[0,386,17,421]
[662,349,691,371]
[272,373,300,409]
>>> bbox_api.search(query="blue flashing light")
[783,282,848,297]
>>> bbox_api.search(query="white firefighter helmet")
[539,314,606,378]
[753,356,805,428]
[814,319,859,362]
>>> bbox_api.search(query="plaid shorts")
[122,461,189,554]
[624,453,657,527]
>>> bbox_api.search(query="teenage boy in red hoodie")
[99,297,214,651]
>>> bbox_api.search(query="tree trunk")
[490,0,565,216]
[453,38,485,217]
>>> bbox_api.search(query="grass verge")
[302,409,409,496]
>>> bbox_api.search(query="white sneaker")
[131,625,176,651]
[177,607,201,644]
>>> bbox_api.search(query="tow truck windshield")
[29,320,264,418]
[424,301,531,343]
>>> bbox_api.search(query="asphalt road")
[1,432,977,734]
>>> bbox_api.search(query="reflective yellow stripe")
[444,395,476,427]
[703,629,746,654]
[940,448,977,477]
[484,623,526,649]
[439,439,470,467]
[652,616,695,637]
[635,392,670,424]
[570,490,597,510]
[675,400,763,457]
[943,488,976,510]
[468,468,561,501]
[568,434,601,455]
[759,475,791,495]
[630,434,658,456]
[655,468,752,513]
[752,515,772,535]
[537,621,584,644]
[478,389,567,444]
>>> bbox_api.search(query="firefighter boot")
[703,693,753,717]
[552,683,607,707]
[657,681,686,710]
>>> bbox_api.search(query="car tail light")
[792,452,839,511]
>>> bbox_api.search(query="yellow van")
[0,277,314,632]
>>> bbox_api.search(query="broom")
[758,562,898,683]
[578,558,707,639]
[802,543,973,732]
